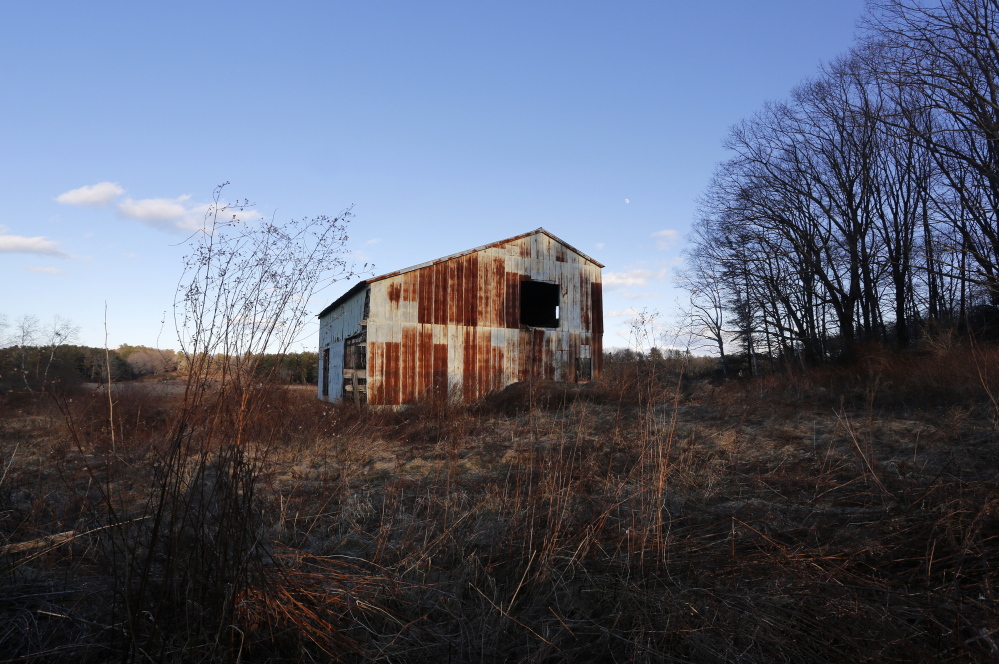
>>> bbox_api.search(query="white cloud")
[0,234,69,257]
[603,268,667,289]
[123,252,137,258]
[595,242,605,250]
[607,308,640,318]
[56,181,124,207]
[624,198,630,204]
[117,195,194,229]
[117,195,261,232]
[25,266,65,275]
[365,238,382,245]
[652,229,680,250]
[619,290,660,301]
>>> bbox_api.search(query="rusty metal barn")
[317,228,604,406]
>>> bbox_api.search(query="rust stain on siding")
[417,266,432,324]
[462,326,477,402]
[593,335,603,376]
[432,343,448,398]
[418,326,433,396]
[591,282,603,335]
[490,257,506,328]
[449,259,461,326]
[401,326,418,403]
[465,254,477,325]
[505,271,521,329]
[403,270,419,303]
[531,329,545,380]
[477,328,490,397]
[387,282,402,305]
[384,341,401,405]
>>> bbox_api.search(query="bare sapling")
[101,183,360,661]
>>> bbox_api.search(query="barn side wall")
[318,287,368,402]
[365,233,603,405]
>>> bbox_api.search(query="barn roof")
[317,280,368,319]
[318,228,602,319]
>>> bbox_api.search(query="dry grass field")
[1,346,998,662]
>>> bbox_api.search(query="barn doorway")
[322,347,330,397]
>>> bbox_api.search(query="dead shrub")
[714,342,999,415]
[479,379,606,415]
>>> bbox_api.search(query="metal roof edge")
[534,228,605,269]
[366,228,604,285]
[316,280,368,319]
[317,228,604,317]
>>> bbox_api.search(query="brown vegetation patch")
[1,349,998,661]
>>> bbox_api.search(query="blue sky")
[1,1,867,351]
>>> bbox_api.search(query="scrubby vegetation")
[1,343,997,662]
[0,344,319,392]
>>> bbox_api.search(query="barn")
[317,228,603,406]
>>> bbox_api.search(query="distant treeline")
[0,344,318,392]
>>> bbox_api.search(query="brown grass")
[1,345,998,662]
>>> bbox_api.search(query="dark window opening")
[520,280,560,328]
[344,334,366,370]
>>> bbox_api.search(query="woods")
[0,343,320,391]
[683,0,999,368]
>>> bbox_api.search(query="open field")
[1,347,998,662]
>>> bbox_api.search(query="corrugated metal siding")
[317,287,367,402]
[364,232,603,405]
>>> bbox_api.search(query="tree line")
[1,314,318,392]
[681,0,999,374]
[0,344,319,392]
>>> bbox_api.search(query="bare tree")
[10,314,39,391]
[864,0,999,301]
[38,315,79,386]
[677,233,730,376]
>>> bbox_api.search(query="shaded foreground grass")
[1,347,998,662]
